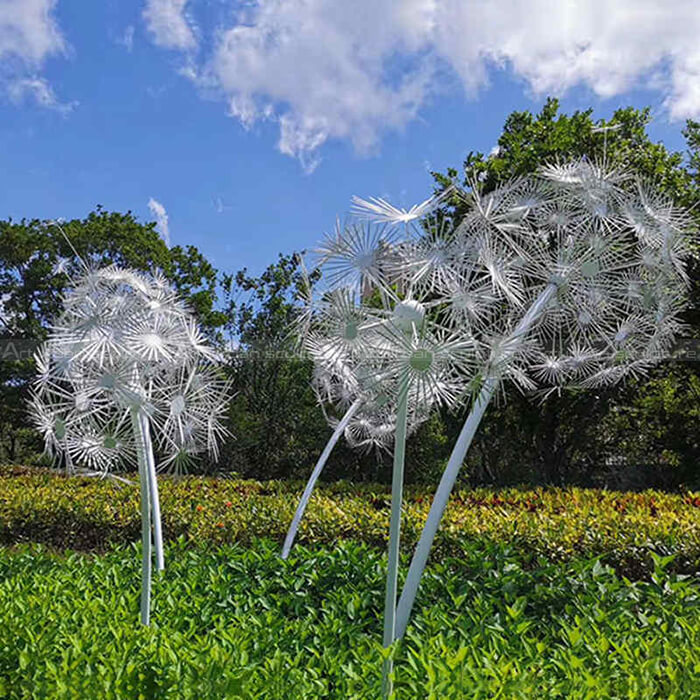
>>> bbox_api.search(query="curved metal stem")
[281,398,363,559]
[139,411,164,572]
[381,374,410,697]
[131,409,153,626]
[394,376,496,640]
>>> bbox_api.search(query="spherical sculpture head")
[391,299,426,334]
[30,265,230,475]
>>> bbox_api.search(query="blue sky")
[1,1,698,276]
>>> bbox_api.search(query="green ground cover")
[1,540,699,698]
[1,467,699,697]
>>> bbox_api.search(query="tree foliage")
[218,254,333,478]
[0,99,697,487]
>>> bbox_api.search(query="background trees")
[0,99,697,487]
[218,254,330,478]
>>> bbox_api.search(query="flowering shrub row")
[2,466,699,576]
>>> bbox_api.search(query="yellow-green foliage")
[1,466,699,575]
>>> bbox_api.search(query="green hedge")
[2,466,700,576]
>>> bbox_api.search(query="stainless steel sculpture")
[292,160,692,694]
[30,265,230,625]
[286,215,478,694]
[394,162,692,642]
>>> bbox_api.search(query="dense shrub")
[2,466,699,578]
[598,365,700,488]
[0,540,698,698]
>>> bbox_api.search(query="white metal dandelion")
[30,265,230,625]
[389,161,692,642]
[285,225,480,694]
[294,160,693,696]
[351,188,452,225]
[280,287,450,560]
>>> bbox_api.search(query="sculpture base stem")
[281,398,363,559]
[382,374,410,697]
[138,452,152,626]
[131,408,155,625]
[394,282,558,640]
[139,412,164,572]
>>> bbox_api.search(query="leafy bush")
[0,540,698,698]
[2,466,700,577]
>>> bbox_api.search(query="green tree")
[599,364,700,488]
[0,207,225,463]
[219,254,341,478]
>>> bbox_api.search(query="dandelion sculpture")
[281,284,437,560]
[281,205,456,561]
[284,219,480,694]
[291,160,692,694]
[30,265,230,625]
[392,161,693,641]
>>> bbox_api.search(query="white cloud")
[147,197,171,246]
[0,0,70,111]
[0,0,65,64]
[117,25,135,53]
[147,0,700,167]
[143,0,196,51]
[8,77,75,114]
[203,0,433,172]
[212,196,230,214]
